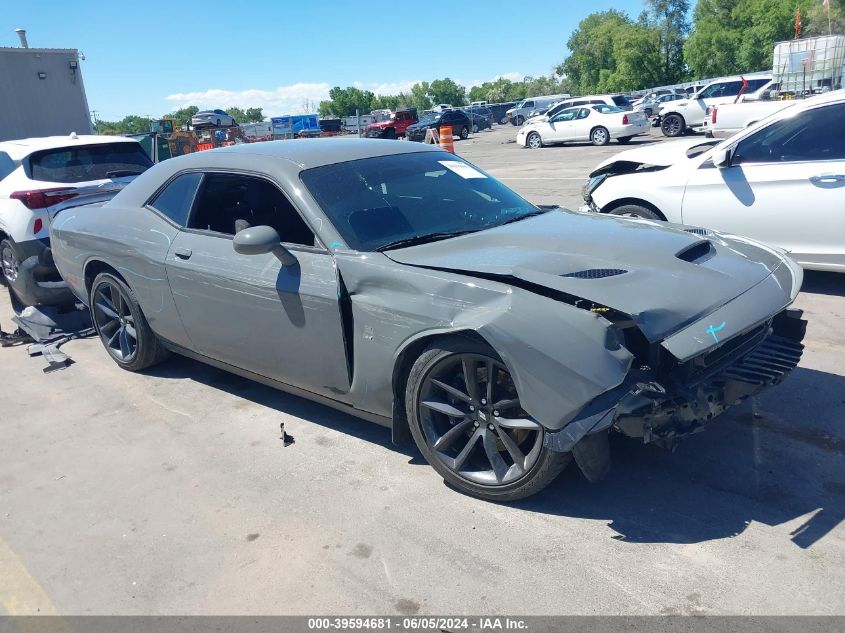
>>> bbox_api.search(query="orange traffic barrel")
[439,125,454,153]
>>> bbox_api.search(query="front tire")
[617,136,633,144]
[661,113,685,137]
[609,204,662,220]
[405,338,571,501]
[472,123,479,133]
[526,132,542,149]
[89,272,168,372]
[591,126,610,146]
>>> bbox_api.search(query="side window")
[734,103,845,164]
[577,109,590,119]
[149,172,202,226]
[189,173,316,246]
[0,151,16,182]
[524,101,534,109]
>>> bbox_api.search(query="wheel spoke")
[95,299,119,320]
[482,430,510,483]
[485,360,494,404]
[496,427,527,472]
[107,327,121,347]
[124,323,137,340]
[119,327,131,358]
[461,358,478,402]
[420,399,467,419]
[433,419,474,451]
[99,319,119,335]
[451,429,482,472]
[111,284,125,316]
[430,378,472,404]
[495,416,541,430]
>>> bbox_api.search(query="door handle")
[174,248,192,259]
[810,174,845,183]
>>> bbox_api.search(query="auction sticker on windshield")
[439,161,487,179]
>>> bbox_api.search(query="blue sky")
[3,0,649,120]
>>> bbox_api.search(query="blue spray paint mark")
[706,321,727,343]
[329,241,344,249]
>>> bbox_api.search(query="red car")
[364,110,418,139]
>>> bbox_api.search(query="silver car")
[191,109,236,128]
[49,139,806,501]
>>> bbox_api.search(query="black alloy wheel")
[407,339,570,500]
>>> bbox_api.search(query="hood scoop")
[676,240,716,264]
[562,268,627,279]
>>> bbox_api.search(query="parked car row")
[517,105,650,147]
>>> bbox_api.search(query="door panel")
[681,162,845,268]
[165,233,350,397]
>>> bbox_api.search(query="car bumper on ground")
[6,239,74,307]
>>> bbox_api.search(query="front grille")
[561,268,627,279]
[718,335,804,385]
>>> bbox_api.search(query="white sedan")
[517,105,650,148]
[583,90,845,272]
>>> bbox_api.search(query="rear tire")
[405,337,571,501]
[472,123,479,133]
[459,126,469,140]
[514,115,525,126]
[609,204,662,220]
[0,238,19,288]
[89,272,169,372]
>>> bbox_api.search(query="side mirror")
[712,147,732,168]
[233,225,297,266]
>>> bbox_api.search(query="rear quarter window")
[29,143,153,183]
[0,151,17,181]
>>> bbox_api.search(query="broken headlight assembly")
[582,174,607,202]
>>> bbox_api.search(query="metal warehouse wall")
[0,47,93,142]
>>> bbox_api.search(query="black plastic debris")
[280,422,295,446]
[4,288,95,372]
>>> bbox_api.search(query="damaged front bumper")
[545,308,807,454]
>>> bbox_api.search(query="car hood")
[383,210,788,343]
[590,138,718,174]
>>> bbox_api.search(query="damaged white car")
[582,90,845,272]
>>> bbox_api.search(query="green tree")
[558,10,634,94]
[318,86,377,117]
[168,105,199,128]
[244,107,265,122]
[643,0,690,84]
[684,0,820,79]
[227,107,248,122]
[408,82,433,110]
[428,78,467,106]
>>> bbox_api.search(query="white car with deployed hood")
[581,90,845,272]
[518,105,650,148]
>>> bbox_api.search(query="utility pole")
[90,110,99,133]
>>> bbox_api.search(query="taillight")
[33,218,43,234]
[622,114,629,125]
[10,188,77,210]
[711,107,718,124]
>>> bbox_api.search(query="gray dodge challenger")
[49,138,806,500]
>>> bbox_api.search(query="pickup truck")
[703,98,797,138]
[659,75,772,136]
[363,109,418,139]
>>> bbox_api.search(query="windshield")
[29,143,153,183]
[300,152,538,251]
[418,113,440,124]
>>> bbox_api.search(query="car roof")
[168,137,442,170]
[0,135,139,161]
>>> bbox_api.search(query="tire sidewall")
[526,132,542,149]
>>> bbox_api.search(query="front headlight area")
[581,174,607,203]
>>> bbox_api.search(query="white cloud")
[164,83,332,117]
[163,72,528,117]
